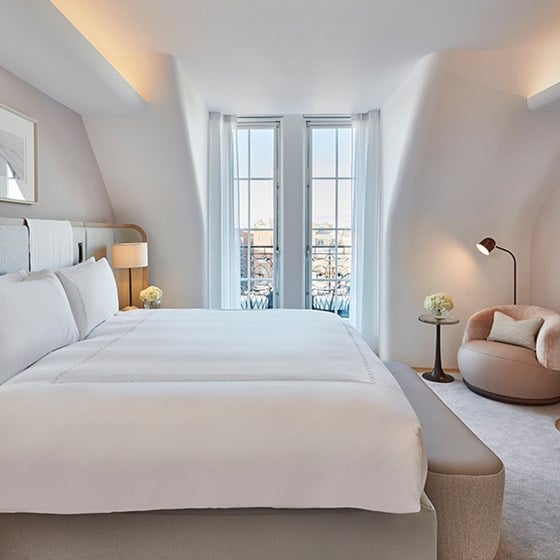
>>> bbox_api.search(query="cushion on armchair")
[487,311,543,350]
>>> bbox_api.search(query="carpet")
[423,374,560,560]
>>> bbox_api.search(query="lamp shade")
[111,242,148,269]
[476,237,496,256]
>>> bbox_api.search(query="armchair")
[458,305,560,404]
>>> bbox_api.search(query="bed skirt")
[0,495,436,560]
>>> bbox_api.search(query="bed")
[0,219,436,560]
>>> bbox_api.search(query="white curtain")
[350,110,381,351]
[208,112,240,309]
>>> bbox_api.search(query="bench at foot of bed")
[386,361,504,560]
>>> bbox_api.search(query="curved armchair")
[458,305,560,404]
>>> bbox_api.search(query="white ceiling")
[14,1,560,114]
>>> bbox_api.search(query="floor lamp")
[476,237,517,304]
[111,242,148,309]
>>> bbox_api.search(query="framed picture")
[0,103,37,204]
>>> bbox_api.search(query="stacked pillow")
[55,257,119,339]
[0,271,79,384]
[0,269,27,284]
[0,257,120,384]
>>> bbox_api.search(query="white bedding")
[0,309,426,514]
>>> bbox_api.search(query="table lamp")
[111,242,148,308]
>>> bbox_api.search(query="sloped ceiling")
[37,0,560,114]
[0,1,558,115]
[0,1,144,115]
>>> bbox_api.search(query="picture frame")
[0,103,37,204]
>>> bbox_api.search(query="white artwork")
[0,104,37,204]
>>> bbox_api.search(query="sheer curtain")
[208,112,240,309]
[350,110,381,351]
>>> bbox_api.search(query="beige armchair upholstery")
[458,305,560,404]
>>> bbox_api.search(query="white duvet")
[0,309,426,514]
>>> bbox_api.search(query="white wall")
[531,184,560,312]
[381,49,560,368]
[0,65,114,222]
[84,54,209,308]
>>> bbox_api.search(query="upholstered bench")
[386,361,505,560]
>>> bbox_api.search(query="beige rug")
[423,374,560,560]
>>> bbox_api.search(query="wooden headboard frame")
[0,218,148,308]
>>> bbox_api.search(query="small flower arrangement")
[424,293,454,317]
[140,285,163,309]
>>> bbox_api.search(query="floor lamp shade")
[111,243,148,307]
[476,237,496,256]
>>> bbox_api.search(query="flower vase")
[144,300,161,309]
[431,309,448,319]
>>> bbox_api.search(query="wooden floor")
[412,367,460,374]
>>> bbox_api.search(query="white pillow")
[487,311,544,351]
[26,257,96,281]
[0,269,27,284]
[0,273,79,384]
[55,257,118,339]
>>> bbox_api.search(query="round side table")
[418,314,460,383]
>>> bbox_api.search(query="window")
[235,123,279,309]
[210,112,378,344]
[307,124,353,317]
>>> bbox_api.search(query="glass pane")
[337,229,352,248]
[312,128,336,177]
[312,179,336,228]
[311,247,336,280]
[239,237,250,279]
[250,246,274,279]
[249,281,274,309]
[250,229,274,247]
[239,180,249,229]
[250,128,274,178]
[337,249,352,280]
[250,180,274,228]
[338,180,352,228]
[311,280,335,296]
[311,280,336,311]
[236,129,249,178]
[312,228,336,247]
[338,128,352,177]
[240,279,251,309]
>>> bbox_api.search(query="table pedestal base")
[422,370,454,383]
[418,313,459,384]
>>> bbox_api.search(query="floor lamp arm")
[496,246,517,305]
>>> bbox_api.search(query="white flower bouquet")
[140,285,163,308]
[424,293,454,316]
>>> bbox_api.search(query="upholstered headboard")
[0,218,148,307]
